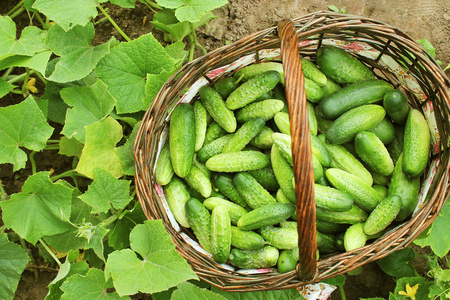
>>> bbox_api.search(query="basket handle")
[277,19,317,280]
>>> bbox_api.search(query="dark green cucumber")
[203,197,248,225]
[274,111,290,135]
[363,195,402,235]
[316,106,334,134]
[192,155,212,180]
[233,62,284,84]
[402,109,431,178]
[236,99,285,123]
[249,126,274,149]
[164,177,191,228]
[316,219,348,234]
[222,117,266,153]
[343,223,367,251]
[155,142,174,186]
[314,184,354,212]
[320,76,341,97]
[231,226,265,250]
[204,121,226,145]
[228,246,279,269]
[169,103,196,178]
[312,155,323,182]
[213,77,238,99]
[387,125,405,164]
[371,171,391,187]
[326,104,386,144]
[316,205,368,224]
[237,203,295,231]
[305,77,324,103]
[277,250,298,273]
[213,174,248,208]
[311,134,332,167]
[271,144,296,203]
[206,151,269,173]
[302,58,327,86]
[227,70,281,110]
[383,89,410,125]
[354,131,394,176]
[211,205,231,264]
[275,190,297,221]
[317,79,393,120]
[367,117,395,145]
[183,165,212,198]
[194,100,208,151]
[233,172,277,209]
[260,226,297,249]
[185,198,211,252]
[317,231,337,253]
[247,165,279,192]
[199,85,237,133]
[316,45,375,84]
[197,134,234,163]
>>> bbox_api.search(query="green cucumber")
[317,231,337,253]
[194,100,208,151]
[233,172,277,209]
[222,117,266,153]
[325,168,383,212]
[169,103,196,178]
[314,184,354,212]
[249,126,274,149]
[326,104,386,144]
[206,151,269,173]
[316,106,334,134]
[183,165,212,198]
[254,91,273,102]
[274,111,290,135]
[227,70,281,110]
[383,89,410,125]
[363,195,402,235]
[237,203,295,231]
[387,125,405,164]
[316,45,375,84]
[204,121,226,145]
[192,156,212,180]
[203,197,248,225]
[214,77,238,99]
[199,85,237,133]
[343,223,367,251]
[164,177,191,228]
[272,133,293,166]
[367,117,395,145]
[354,131,394,176]
[312,155,323,182]
[260,226,298,250]
[301,58,327,86]
[317,79,393,120]
[372,185,388,198]
[308,102,318,136]
[320,76,341,97]
[185,198,211,252]
[277,250,298,273]
[275,189,297,221]
[211,205,231,264]
[155,143,174,186]
[305,77,324,103]
[316,219,348,234]
[213,174,248,208]
[311,134,332,167]
[247,165,279,192]
[228,246,279,269]
[316,205,368,224]
[233,62,284,84]
[402,109,431,178]
[271,144,296,203]
[197,134,234,163]
[236,99,285,123]
[231,226,265,250]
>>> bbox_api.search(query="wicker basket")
[134,11,450,291]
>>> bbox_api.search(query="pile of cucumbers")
[155,45,431,273]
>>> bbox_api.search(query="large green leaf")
[32,0,107,31]
[45,260,89,300]
[108,202,146,250]
[377,248,417,278]
[116,121,141,176]
[0,51,52,75]
[95,33,175,114]
[45,23,114,83]
[76,117,123,179]
[171,282,227,300]
[0,234,30,300]
[61,80,116,143]
[105,220,198,296]
[156,0,227,23]
[211,286,303,300]
[110,0,135,8]
[0,96,54,171]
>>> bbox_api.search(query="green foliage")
[156,0,227,23]
[211,286,303,299]
[377,248,417,278]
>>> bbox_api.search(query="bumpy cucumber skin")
[320,76,341,97]
[203,197,248,225]
[363,195,401,235]
[316,45,375,84]
[367,117,396,145]
[169,103,196,178]
[311,134,332,167]
[213,174,248,208]
[231,226,265,250]
[271,144,296,203]
[314,183,354,212]
[211,205,231,264]
[227,70,281,110]
[185,198,212,252]
[194,100,208,152]
[236,99,285,123]
[233,62,284,84]
[272,133,293,166]
[213,77,237,99]
[249,126,274,149]
[199,85,237,133]
[354,131,394,176]
[325,168,383,212]
[237,203,295,231]
[164,177,191,228]
[383,89,410,125]
[204,121,226,145]
[206,151,269,173]
[312,155,323,182]
[316,205,368,224]
[344,223,367,252]
[277,250,298,273]
[155,143,174,186]
[183,165,212,198]
[197,134,234,163]
[317,231,337,253]
[316,219,349,234]
[305,77,324,103]
[402,109,431,178]
[274,111,290,135]
[222,117,266,153]
[387,125,405,164]
[372,185,388,198]
[302,58,327,86]
[388,154,420,221]
[317,79,393,120]
[233,172,277,209]
[248,165,279,192]
[260,226,298,250]
[228,246,279,269]
[326,104,386,145]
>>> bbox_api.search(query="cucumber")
[311,134,332,167]
[183,165,212,198]
[363,195,402,235]
[402,109,431,178]
[326,104,386,144]
[325,168,383,212]
[354,131,394,176]
[274,111,290,135]
[197,134,233,163]
[206,151,269,173]
[279,220,297,229]
[155,142,174,186]
[237,203,295,231]
[213,174,248,208]
[192,156,212,180]
[211,205,231,264]
[272,133,293,166]
[277,250,298,273]
[372,185,388,198]
[317,79,393,120]
[275,189,297,221]
[199,85,237,133]
[320,76,341,97]
[305,77,324,103]
[367,117,395,145]
[387,125,405,164]
[236,99,285,123]
[315,106,334,134]
[260,226,298,249]
[228,246,279,269]
[255,91,273,102]
[204,121,226,145]
[308,102,318,136]
[343,223,367,251]
[169,103,196,178]
[248,165,279,192]
[214,77,238,99]
[194,100,208,151]
[222,117,266,153]
[316,45,375,84]
[312,155,323,182]
[227,70,281,110]
[249,126,274,149]
[383,89,410,125]
[317,231,337,253]
[233,172,277,209]
[164,177,191,228]
[314,184,354,212]
[301,58,327,86]
[185,198,211,252]
[203,197,248,225]
[316,205,368,224]
[231,226,265,250]
[388,154,421,221]
[233,62,284,84]
[316,219,348,234]
[271,144,296,203]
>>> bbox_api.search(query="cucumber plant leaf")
[110,0,136,8]
[59,136,84,158]
[0,234,31,300]
[171,282,227,300]
[116,121,141,176]
[81,224,109,262]
[60,268,129,299]
[0,51,52,75]
[211,286,303,299]
[60,80,116,143]
[108,202,146,250]
[45,260,90,300]
[377,248,417,278]
[0,96,54,171]
[0,172,73,244]
[45,23,115,83]
[95,33,175,114]
[155,0,227,23]
[393,277,434,300]
[0,78,15,98]
[165,41,189,68]
[105,220,198,296]
[32,0,107,31]
[76,117,123,179]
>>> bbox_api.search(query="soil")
[1,0,449,299]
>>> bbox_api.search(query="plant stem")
[21,68,31,94]
[141,0,162,10]
[339,285,347,300]
[0,225,6,234]
[44,145,60,151]
[34,71,47,85]
[29,151,37,174]
[97,5,131,42]
[2,67,15,79]
[8,71,35,84]
[101,208,125,227]
[34,13,49,29]
[39,239,62,266]
[7,0,24,16]
[188,33,195,61]
[10,6,26,19]
[50,170,82,182]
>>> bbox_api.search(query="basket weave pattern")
[134,11,450,291]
